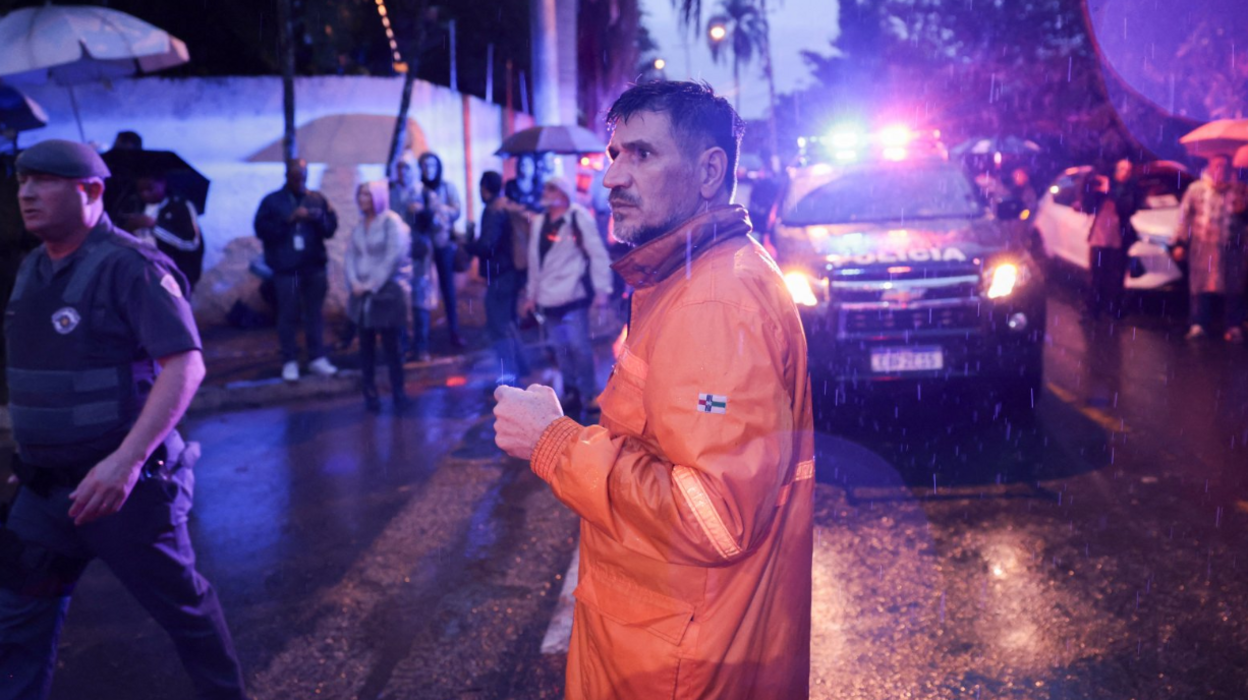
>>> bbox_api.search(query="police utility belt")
[11,431,188,499]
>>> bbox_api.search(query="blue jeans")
[545,304,598,405]
[433,245,460,337]
[484,270,528,382]
[273,268,328,363]
[410,267,434,356]
[0,467,245,700]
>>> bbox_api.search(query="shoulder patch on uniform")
[51,307,81,334]
[160,273,183,298]
[697,393,728,414]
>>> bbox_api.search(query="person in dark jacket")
[1083,158,1142,320]
[117,172,204,290]
[413,152,465,350]
[101,130,142,221]
[504,153,544,213]
[253,159,340,381]
[470,171,529,384]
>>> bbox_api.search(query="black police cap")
[15,139,111,180]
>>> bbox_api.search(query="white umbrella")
[1179,119,1248,158]
[0,5,189,139]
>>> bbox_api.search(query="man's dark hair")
[605,81,745,196]
[113,131,143,150]
[480,171,503,197]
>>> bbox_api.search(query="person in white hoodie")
[521,177,613,414]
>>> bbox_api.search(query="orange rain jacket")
[530,204,815,699]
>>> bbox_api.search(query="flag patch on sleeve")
[697,393,728,414]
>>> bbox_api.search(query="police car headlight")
[784,271,820,307]
[984,258,1036,300]
[986,263,1019,299]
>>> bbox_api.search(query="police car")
[770,127,1047,411]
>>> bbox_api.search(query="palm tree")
[577,0,643,133]
[706,0,768,113]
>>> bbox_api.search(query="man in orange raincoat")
[494,81,814,699]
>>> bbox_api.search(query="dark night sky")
[0,0,533,101]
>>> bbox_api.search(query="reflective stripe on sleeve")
[673,465,742,560]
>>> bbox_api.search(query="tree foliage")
[579,0,644,130]
[781,0,1141,165]
[1089,0,1247,123]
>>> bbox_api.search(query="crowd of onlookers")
[0,128,620,417]
[233,140,611,417]
[974,153,1248,342]
[5,127,1243,417]
[248,144,618,415]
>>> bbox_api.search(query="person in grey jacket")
[254,159,340,381]
[521,177,613,415]
[347,180,412,411]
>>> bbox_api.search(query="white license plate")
[870,346,943,373]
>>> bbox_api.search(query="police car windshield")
[783,164,983,226]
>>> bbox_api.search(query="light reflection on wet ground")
[24,288,1248,699]
[804,293,1247,699]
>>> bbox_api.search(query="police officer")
[0,140,246,699]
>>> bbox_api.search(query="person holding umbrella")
[117,168,205,291]
[504,152,545,213]
[1170,154,1248,342]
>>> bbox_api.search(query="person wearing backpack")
[520,178,613,415]
[470,171,530,386]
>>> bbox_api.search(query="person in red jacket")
[494,81,815,699]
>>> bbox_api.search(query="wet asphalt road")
[13,285,1248,700]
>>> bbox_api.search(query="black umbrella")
[0,84,48,133]
[102,149,210,214]
[495,125,607,156]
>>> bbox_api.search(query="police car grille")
[842,305,981,334]
[834,282,979,303]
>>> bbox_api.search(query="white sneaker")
[282,361,300,382]
[307,356,338,377]
[1226,327,1244,344]
[1185,325,1206,341]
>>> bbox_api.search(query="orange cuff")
[532,416,582,482]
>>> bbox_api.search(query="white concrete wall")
[19,75,533,324]
[20,76,533,271]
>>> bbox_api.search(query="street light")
[708,19,728,44]
[653,58,666,71]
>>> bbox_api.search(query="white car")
[1032,162,1194,289]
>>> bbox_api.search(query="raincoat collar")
[611,204,752,288]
